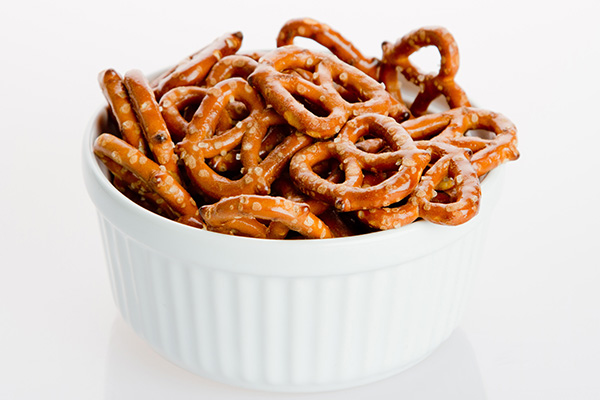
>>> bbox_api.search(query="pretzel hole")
[292,94,331,117]
[408,46,441,76]
[466,128,496,140]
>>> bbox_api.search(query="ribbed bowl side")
[97,211,489,392]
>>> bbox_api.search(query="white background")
[2,0,599,398]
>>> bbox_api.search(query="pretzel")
[159,86,247,143]
[356,141,480,229]
[204,55,258,87]
[176,78,312,199]
[402,107,520,176]
[94,133,199,218]
[98,69,148,154]
[95,22,519,238]
[200,195,333,239]
[382,26,470,116]
[276,18,411,122]
[153,32,244,99]
[289,113,430,211]
[123,69,181,182]
[248,46,394,139]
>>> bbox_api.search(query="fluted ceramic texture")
[98,215,488,392]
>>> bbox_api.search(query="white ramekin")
[82,106,505,393]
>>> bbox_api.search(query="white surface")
[1,0,599,398]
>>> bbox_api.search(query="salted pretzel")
[382,26,470,117]
[248,46,393,139]
[176,78,313,199]
[153,32,244,99]
[356,141,481,229]
[204,55,258,87]
[289,113,430,211]
[98,69,148,154]
[402,107,519,176]
[123,69,181,183]
[200,194,333,239]
[94,133,199,218]
[276,18,411,122]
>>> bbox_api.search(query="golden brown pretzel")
[94,133,199,218]
[277,18,380,78]
[204,55,258,87]
[153,32,244,99]
[276,18,411,122]
[356,141,480,229]
[382,26,470,116]
[402,107,520,176]
[123,69,181,182]
[248,46,394,139]
[176,78,313,199]
[200,195,333,239]
[289,113,430,211]
[98,69,148,154]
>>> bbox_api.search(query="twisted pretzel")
[200,195,333,239]
[402,107,519,176]
[248,46,393,139]
[123,69,181,182]
[382,26,470,116]
[204,55,258,87]
[153,32,244,99]
[356,141,480,229]
[289,113,430,211]
[94,133,199,218]
[276,18,411,122]
[176,78,312,199]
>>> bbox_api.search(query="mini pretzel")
[123,69,181,182]
[248,46,393,139]
[176,78,312,199]
[289,113,430,211]
[382,26,470,116]
[94,133,199,218]
[159,86,246,143]
[276,18,411,122]
[200,194,333,239]
[204,55,258,87]
[98,69,147,154]
[357,141,480,229]
[153,32,244,99]
[277,18,380,78]
[402,107,520,176]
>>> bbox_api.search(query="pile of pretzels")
[94,18,519,239]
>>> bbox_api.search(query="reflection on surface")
[104,317,486,399]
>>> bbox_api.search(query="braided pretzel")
[289,113,430,211]
[402,107,519,176]
[153,32,244,99]
[98,69,147,154]
[123,69,181,182]
[94,133,199,218]
[248,46,393,139]
[200,195,333,239]
[382,26,470,117]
